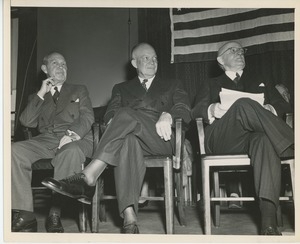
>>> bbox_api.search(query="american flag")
[170,8,294,63]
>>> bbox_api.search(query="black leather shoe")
[261,226,282,235]
[45,214,64,233]
[42,173,95,204]
[12,213,37,232]
[121,223,139,234]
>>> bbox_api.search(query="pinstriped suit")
[11,83,94,212]
[191,70,294,207]
[92,76,191,215]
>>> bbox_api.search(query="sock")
[259,198,277,229]
[49,193,61,216]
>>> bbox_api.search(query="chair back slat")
[174,118,183,169]
[196,118,206,155]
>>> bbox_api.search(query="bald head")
[131,43,158,79]
[217,41,246,72]
[131,43,155,60]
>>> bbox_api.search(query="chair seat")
[32,159,53,170]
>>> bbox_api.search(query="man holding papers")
[192,41,294,235]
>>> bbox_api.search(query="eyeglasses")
[139,56,158,64]
[219,47,247,57]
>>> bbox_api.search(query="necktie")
[52,87,60,104]
[233,73,240,85]
[142,79,148,91]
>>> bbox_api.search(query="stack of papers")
[219,88,264,109]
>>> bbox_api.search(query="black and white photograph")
[2,0,299,243]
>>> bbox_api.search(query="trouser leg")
[248,133,281,206]
[11,138,56,211]
[93,108,174,215]
[52,139,93,180]
[205,98,293,206]
[114,134,146,216]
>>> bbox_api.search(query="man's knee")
[234,97,260,107]
[56,142,84,158]
[114,107,134,119]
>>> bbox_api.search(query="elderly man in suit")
[42,43,191,234]
[192,41,294,235]
[11,52,94,232]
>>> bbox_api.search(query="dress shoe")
[121,223,139,234]
[12,212,37,232]
[45,214,64,233]
[261,226,282,235]
[42,173,95,204]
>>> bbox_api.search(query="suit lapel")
[55,83,71,113]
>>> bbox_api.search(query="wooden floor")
[33,190,295,236]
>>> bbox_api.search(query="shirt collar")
[225,70,243,81]
[138,76,155,90]
[50,84,62,95]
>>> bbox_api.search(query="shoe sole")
[12,222,37,232]
[41,181,91,205]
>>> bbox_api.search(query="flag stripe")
[174,41,293,63]
[174,31,294,55]
[175,23,294,46]
[173,8,293,29]
[173,13,294,39]
[170,8,294,63]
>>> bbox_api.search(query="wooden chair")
[195,117,294,235]
[91,118,187,234]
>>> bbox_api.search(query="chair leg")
[78,203,88,232]
[92,178,101,233]
[288,160,295,198]
[79,160,88,232]
[276,205,283,227]
[213,171,220,227]
[164,158,174,234]
[202,160,211,235]
[98,176,107,223]
[174,167,186,226]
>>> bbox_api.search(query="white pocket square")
[259,83,265,87]
[71,98,80,103]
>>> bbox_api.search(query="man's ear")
[131,59,137,68]
[217,56,224,66]
[41,64,48,74]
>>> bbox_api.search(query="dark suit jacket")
[104,76,191,126]
[192,69,291,122]
[20,83,94,141]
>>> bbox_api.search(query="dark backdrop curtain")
[12,8,37,141]
[138,8,294,108]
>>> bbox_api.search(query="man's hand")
[156,112,172,141]
[37,77,54,98]
[58,131,81,149]
[210,103,228,119]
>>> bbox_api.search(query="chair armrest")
[23,127,40,140]
[23,127,33,140]
[174,118,185,169]
[195,118,206,155]
[92,122,107,153]
[92,122,100,152]
[285,112,293,129]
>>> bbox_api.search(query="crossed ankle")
[81,173,96,186]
